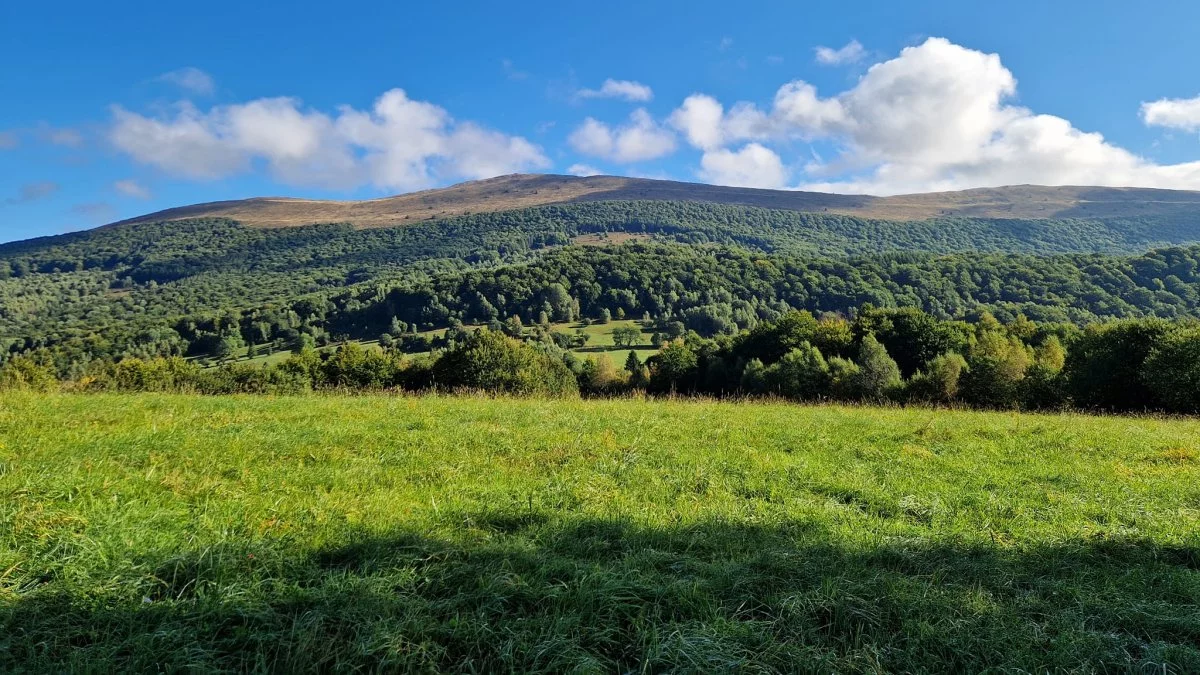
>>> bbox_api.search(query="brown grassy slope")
[108,174,1200,229]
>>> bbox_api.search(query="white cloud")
[110,102,256,180]
[668,94,772,151]
[668,95,726,150]
[575,79,653,102]
[699,143,787,188]
[719,37,734,52]
[815,40,866,66]
[155,67,216,96]
[0,131,17,150]
[568,109,676,163]
[671,37,1200,194]
[1142,95,1200,132]
[114,179,152,199]
[567,163,602,177]
[109,88,550,191]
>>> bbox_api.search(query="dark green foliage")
[961,331,1033,409]
[5,201,1200,371]
[849,334,903,401]
[649,340,698,392]
[611,326,641,347]
[907,352,969,403]
[2,198,1200,413]
[1021,337,1069,409]
[857,306,971,377]
[7,303,1200,413]
[1062,320,1174,410]
[764,343,830,400]
[1142,328,1200,412]
[431,330,578,396]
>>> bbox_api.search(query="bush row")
[4,308,1200,413]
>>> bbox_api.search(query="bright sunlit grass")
[1,392,1198,671]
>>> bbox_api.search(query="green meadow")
[234,319,659,369]
[1,393,1198,672]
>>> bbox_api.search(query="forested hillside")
[2,197,1200,407]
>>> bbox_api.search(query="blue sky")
[3,0,1200,242]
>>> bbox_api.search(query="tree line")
[5,306,1199,414]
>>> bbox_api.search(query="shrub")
[579,355,627,394]
[431,330,578,396]
[107,357,202,392]
[0,355,58,391]
[740,358,767,394]
[849,334,902,401]
[962,332,1031,408]
[1142,328,1200,413]
[765,343,829,400]
[907,352,968,403]
[648,340,698,392]
[196,363,311,395]
[1063,320,1173,410]
[827,357,862,400]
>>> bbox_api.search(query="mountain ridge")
[109,174,1200,230]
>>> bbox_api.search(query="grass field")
[233,319,659,368]
[561,319,658,366]
[1,393,1198,672]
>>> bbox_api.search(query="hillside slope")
[109,174,1200,229]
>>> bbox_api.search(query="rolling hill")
[109,173,1200,229]
[6,173,1200,370]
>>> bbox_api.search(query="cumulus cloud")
[575,79,653,102]
[3,181,60,206]
[1142,95,1200,132]
[114,179,152,199]
[155,67,216,96]
[668,95,725,150]
[699,143,787,188]
[670,37,1200,194]
[815,40,866,66]
[667,95,771,151]
[567,163,603,177]
[568,109,676,163]
[109,88,550,191]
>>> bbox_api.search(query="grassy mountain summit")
[108,173,1200,229]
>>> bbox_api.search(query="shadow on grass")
[3,512,1198,672]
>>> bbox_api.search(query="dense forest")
[5,306,1199,414]
[2,200,1200,412]
[7,238,1200,373]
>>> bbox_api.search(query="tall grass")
[1,392,1198,672]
